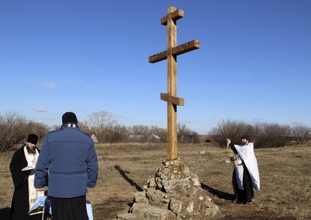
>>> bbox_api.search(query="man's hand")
[36,186,48,191]
[233,160,239,167]
[226,138,231,146]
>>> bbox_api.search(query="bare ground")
[1,143,310,220]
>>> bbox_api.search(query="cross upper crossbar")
[149,40,200,63]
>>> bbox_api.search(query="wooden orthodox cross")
[149,6,200,160]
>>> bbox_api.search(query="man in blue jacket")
[35,112,98,220]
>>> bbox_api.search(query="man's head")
[62,112,78,124]
[27,134,38,145]
[26,134,38,154]
[241,134,251,145]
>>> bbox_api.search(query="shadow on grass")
[0,207,10,220]
[114,164,143,192]
[201,182,235,201]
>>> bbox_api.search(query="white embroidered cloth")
[23,146,44,208]
[234,143,260,190]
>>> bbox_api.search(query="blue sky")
[1,0,310,134]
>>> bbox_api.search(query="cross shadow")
[114,164,143,192]
[201,182,235,201]
[0,207,10,220]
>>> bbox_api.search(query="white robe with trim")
[23,146,44,208]
[234,143,260,190]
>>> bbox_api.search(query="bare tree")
[128,125,152,142]
[149,126,167,143]
[0,111,31,151]
[208,120,254,147]
[291,124,311,145]
[77,120,92,134]
[254,123,291,148]
[177,123,200,144]
[109,124,129,143]
[26,121,50,141]
[87,111,117,143]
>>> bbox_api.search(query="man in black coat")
[227,135,260,204]
[9,134,47,220]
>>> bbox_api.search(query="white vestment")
[234,143,260,190]
[23,146,44,208]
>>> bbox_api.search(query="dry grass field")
[1,143,310,220]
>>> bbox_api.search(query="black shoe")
[232,199,244,204]
[243,200,252,205]
[232,199,238,203]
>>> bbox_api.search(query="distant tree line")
[208,119,311,148]
[0,111,49,152]
[1,111,310,152]
[0,111,200,152]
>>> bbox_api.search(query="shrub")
[207,120,302,148]
[254,123,291,148]
[290,125,311,145]
[208,120,255,147]
[0,111,50,152]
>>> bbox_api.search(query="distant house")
[128,134,145,142]
[147,134,163,143]
[152,134,161,140]
[91,134,98,143]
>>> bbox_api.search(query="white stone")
[186,201,194,213]
[149,178,156,187]
[169,198,183,214]
[134,192,148,204]
[191,177,201,187]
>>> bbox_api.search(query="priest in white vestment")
[227,134,260,204]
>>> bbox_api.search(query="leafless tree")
[0,111,37,151]
[87,111,117,143]
[149,126,167,143]
[208,120,254,147]
[254,123,291,148]
[77,120,92,134]
[207,120,297,148]
[290,124,311,144]
[109,124,129,143]
[128,125,152,142]
[26,121,50,141]
[177,123,200,144]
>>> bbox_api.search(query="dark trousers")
[232,164,254,203]
[50,195,88,220]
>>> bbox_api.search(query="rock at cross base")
[116,158,223,220]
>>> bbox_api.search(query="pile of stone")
[117,158,222,220]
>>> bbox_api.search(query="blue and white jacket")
[34,124,98,198]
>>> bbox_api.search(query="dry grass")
[1,143,310,219]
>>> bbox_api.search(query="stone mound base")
[117,158,222,220]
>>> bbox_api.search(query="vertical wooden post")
[167,6,178,160]
[149,6,200,160]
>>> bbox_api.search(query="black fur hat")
[241,134,252,141]
[62,112,78,124]
[27,134,38,144]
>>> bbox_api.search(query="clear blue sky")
[1,0,310,134]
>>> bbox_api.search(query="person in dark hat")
[35,112,98,220]
[62,111,78,124]
[226,134,260,204]
[9,134,47,220]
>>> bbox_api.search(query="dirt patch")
[93,198,131,220]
